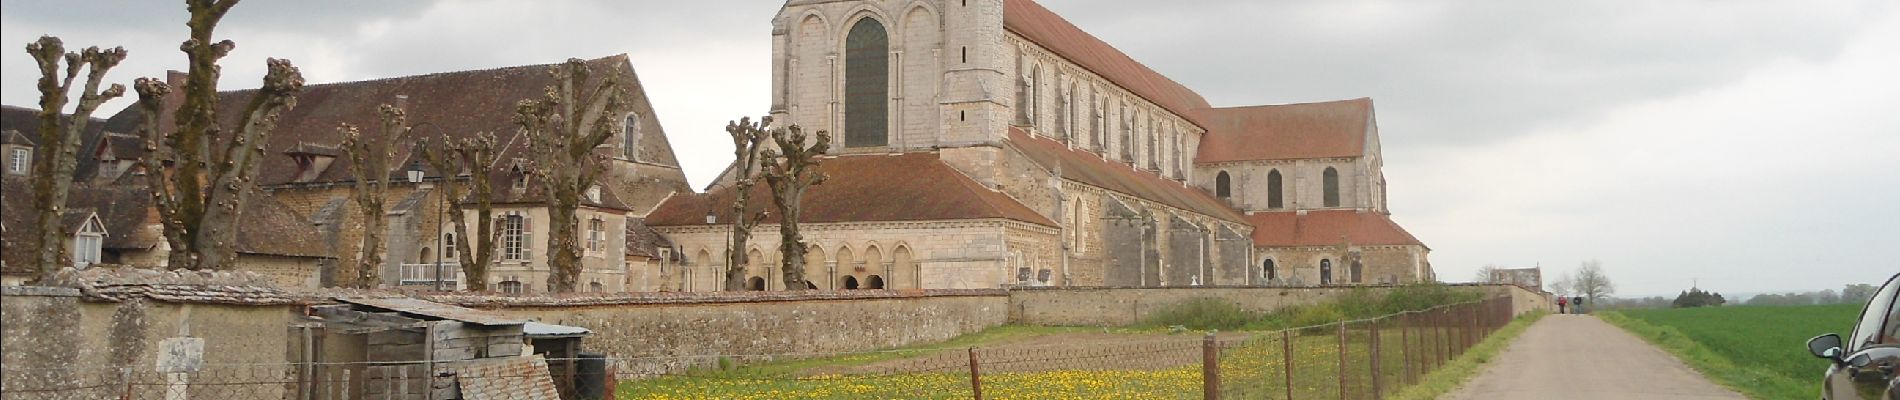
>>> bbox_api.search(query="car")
[1808,272,1900,400]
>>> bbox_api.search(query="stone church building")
[642,0,1432,291]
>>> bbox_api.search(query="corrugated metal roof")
[523,322,591,339]
[338,297,527,326]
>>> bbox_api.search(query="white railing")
[398,263,464,290]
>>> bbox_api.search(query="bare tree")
[761,124,830,290]
[24,36,126,278]
[337,105,409,288]
[1549,273,1575,297]
[1573,259,1615,303]
[514,58,627,293]
[131,0,304,271]
[722,116,772,291]
[1472,264,1504,283]
[420,133,502,292]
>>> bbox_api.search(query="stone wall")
[448,290,1011,375]
[1008,284,1547,326]
[0,287,296,397]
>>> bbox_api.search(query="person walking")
[1557,296,1568,314]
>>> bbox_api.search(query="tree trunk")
[778,200,805,290]
[547,196,582,293]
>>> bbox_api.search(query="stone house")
[84,54,691,293]
[0,106,334,287]
[643,0,1431,290]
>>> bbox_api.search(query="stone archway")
[866,275,885,289]
[747,277,766,291]
[841,276,861,290]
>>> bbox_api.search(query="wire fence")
[1,296,1516,399]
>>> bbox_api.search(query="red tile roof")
[1005,0,1211,126]
[646,152,1055,227]
[1244,210,1425,248]
[1005,128,1246,223]
[1195,98,1373,163]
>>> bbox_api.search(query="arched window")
[842,276,861,290]
[1267,169,1284,209]
[1350,260,1363,284]
[590,281,604,293]
[844,18,889,148]
[866,275,885,289]
[1323,167,1341,207]
[444,232,457,259]
[1262,259,1276,283]
[622,113,642,161]
[1320,259,1333,285]
[747,277,766,291]
[419,247,433,264]
[1215,171,1232,198]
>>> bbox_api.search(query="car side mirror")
[1810,334,1844,360]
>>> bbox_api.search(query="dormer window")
[73,215,105,269]
[509,164,529,191]
[586,186,602,203]
[7,148,29,175]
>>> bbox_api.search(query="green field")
[1600,304,1864,399]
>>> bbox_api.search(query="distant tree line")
[1744,284,1879,307]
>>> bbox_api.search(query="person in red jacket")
[1557,296,1569,314]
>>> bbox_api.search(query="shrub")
[1141,297,1258,331]
[1287,304,1348,329]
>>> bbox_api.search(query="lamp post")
[407,162,445,292]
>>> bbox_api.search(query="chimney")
[157,70,189,133]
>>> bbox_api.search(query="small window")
[1320,259,1333,285]
[499,279,524,294]
[1215,171,1232,198]
[8,148,29,174]
[502,214,527,261]
[444,233,457,259]
[590,281,604,293]
[586,218,605,252]
[1262,259,1276,283]
[1267,169,1284,209]
[73,217,104,268]
[586,186,602,203]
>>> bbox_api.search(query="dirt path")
[1443,314,1745,400]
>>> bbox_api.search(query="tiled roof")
[97,55,681,195]
[624,218,672,260]
[64,183,161,250]
[232,191,334,258]
[1195,98,1373,163]
[0,176,95,272]
[1,129,33,146]
[2,177,334,266]
[1004,0,1211,126]
[448,355,562,400]
[646,152,1056,227]
[1005,128,1247,223]
[1,104,121,180]
[1245,210,1425,248]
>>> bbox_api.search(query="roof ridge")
[216,53,631,95]
[1208,97,1373,111]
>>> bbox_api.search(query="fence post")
[968,347,983,400]
[1282,330,1294,400]
[1371,319,1382,399]
[1337,322,1347,400]
[1401,313,1413,385]
[1203,333,1221,400]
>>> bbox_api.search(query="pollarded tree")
[337,105,410,288]
[761,124,830,290]
[419,132,502,292]
[130,0,305,271]
[722,116,772,291]
[513,58,627,293]
[24,36,127,278]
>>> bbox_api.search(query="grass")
[1598,304,1862,399]
[1385,311,1547,400]
[616,295,1523,399]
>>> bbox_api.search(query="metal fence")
[1,297,1516,399]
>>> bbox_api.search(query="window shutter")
[523,214,534,262]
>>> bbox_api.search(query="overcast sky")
[4,0,1895,296]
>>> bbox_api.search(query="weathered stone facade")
[650,219,1057,291]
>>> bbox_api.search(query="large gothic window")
[1215,171,1232,198]
[1267,169,1284,209]
[845,18,889,148]
[1323,167,1341,207]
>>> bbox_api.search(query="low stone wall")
[437,290,1011,375]
[1008,284,1549,326]
[0,286,297,398]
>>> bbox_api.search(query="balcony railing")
[398,263,464,290]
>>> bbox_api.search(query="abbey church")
[640,0,1432,291]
